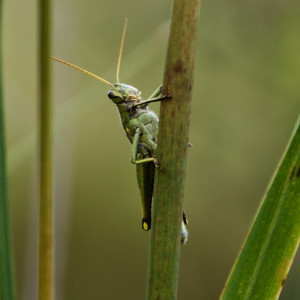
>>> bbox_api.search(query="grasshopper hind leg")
[135,153,155,232]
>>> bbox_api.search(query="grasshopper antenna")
[50,56,114,87]
[116,18,128,83]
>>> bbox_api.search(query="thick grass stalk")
[38,0,53,299]
[146,0,200,299]
[0,1,16,299]
[220,117,300,300]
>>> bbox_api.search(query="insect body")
[108,83,163,230]
[107,83,188,244]
[51,20,188,244]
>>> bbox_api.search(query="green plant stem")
[146,0,200,299]
[220,117,300,300]
[0,1,16,299]
[38,1,53,299]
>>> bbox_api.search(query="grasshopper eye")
[108,90,115,99]
[107,88,125,104]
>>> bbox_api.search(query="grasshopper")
[51,19,188,245]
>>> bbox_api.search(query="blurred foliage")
[2,0,300,299]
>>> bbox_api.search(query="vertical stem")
[146,0,200,299]
[0,1,16,299]
[38,1,53,299]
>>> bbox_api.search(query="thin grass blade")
[38,0,54,299]
[0,1,16,298]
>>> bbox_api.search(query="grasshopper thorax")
[107,83,141,104]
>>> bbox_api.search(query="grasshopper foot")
[153,158,160,168]
[181,223,189,245]
[162,94,172,100]
[181,212,189,245]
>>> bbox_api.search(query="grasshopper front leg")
[133,85,171,108]
[148,85,163,99]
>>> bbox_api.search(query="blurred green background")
[3,0,300,299]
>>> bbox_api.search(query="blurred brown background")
[3,0,300,299]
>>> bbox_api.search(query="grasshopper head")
[107,83,141,104]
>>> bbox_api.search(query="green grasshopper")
[51,19,188,244]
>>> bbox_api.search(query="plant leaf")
[220,116,300,300]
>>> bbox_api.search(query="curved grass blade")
[220,116,300,300]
